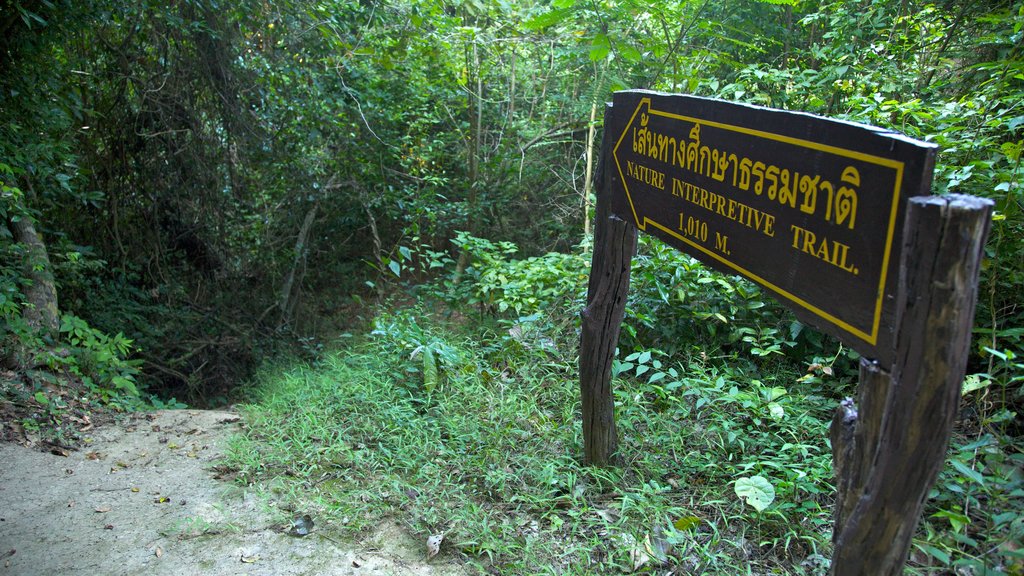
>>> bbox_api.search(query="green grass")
[224,306,847,574]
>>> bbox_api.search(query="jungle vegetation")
[2,0,1022,573]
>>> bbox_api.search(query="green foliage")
[735,476,776,513]
[446,232,588,317]
[624,236,845,370]
[913,433,1024,573]
[227,308,839,573]
[55,313,142,404]
[367,309,468,400]
[2,0,1023,569]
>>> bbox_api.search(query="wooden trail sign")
[605,90,937,366]
[579,90,994,575]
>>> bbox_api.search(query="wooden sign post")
[580,90,994,573]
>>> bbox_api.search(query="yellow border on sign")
[611,97,906,346]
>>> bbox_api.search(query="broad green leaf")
[523,9,569,30]
[950,459,985,486]
[423,346,438,394]
[993,511,1017,527]
[618,44,642,63]
[735,476,775,512]
[589,34,611,62]
[916,544,950,565]
[673,515,700,531]
[609,77,630,92]
[388,259,401,277]
[931,509,970,533]
[767,402,784,420]
[961,373,990,395]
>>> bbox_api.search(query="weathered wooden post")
[829,194,992,575]
[579,105,637,466]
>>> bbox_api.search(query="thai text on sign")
[606,90,937,364]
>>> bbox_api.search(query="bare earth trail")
[0,410,466,576]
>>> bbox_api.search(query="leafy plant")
[53,313,143,406]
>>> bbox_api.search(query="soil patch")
[0,409,467,575]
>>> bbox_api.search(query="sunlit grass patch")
[224,305,849,574]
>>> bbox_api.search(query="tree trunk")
[7,209,60,337]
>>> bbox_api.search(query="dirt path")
[0,409,467,576]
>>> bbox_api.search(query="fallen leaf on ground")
[86,452,101,460]
[623,534,649,572]
[426,533,443,559]
[154,496,170,504]
[673,515,700,531]
[154,547,163,558]
[95,506,111,513]
[645,527,671,564]
[240,554,259,563]
[293,514,314,536]
[595,508,619,523]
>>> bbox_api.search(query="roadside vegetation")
[2,0,1022,573]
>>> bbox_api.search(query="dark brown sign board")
[606,90,938,366]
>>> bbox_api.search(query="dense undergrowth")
[226,237,1024,575]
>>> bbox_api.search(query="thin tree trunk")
[279,202,318,329]
[452,39,483,289]
[583,99,598,239]
[364,202,385,300]
[583,63,607,241]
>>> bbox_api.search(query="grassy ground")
[225,306,841,574]
[224,304,1023,575]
